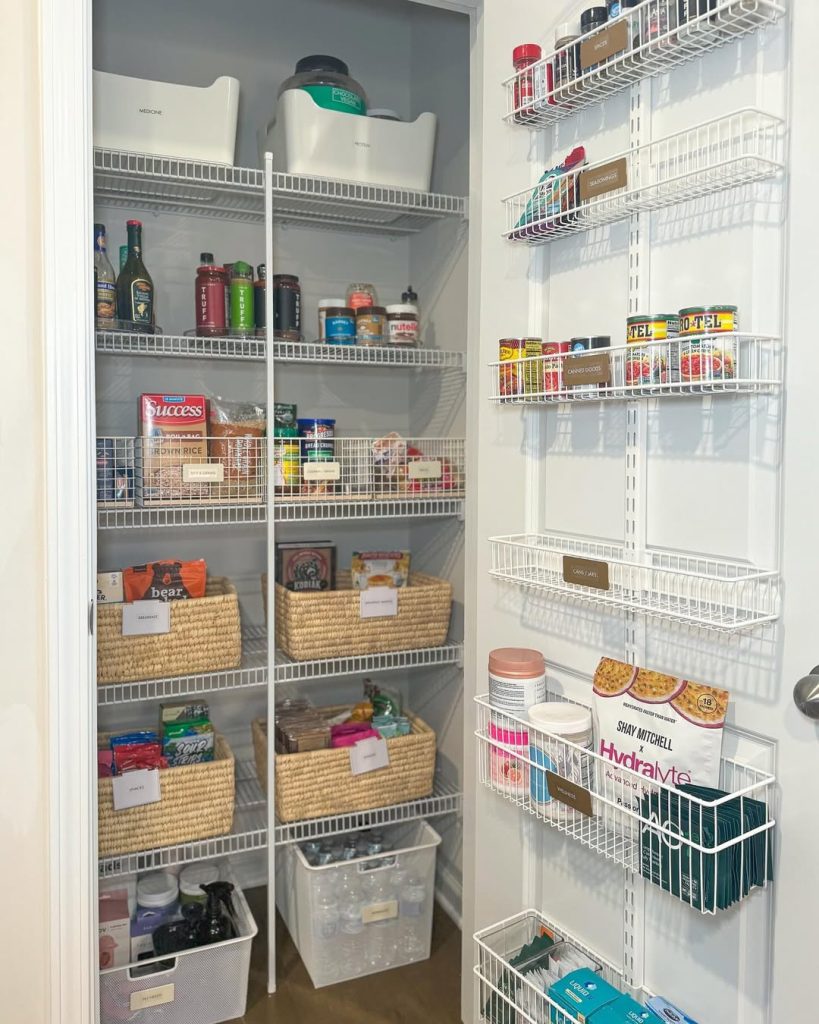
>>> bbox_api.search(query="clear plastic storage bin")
[99,873,257,1024]
[276,819,441,988]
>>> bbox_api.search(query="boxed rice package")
[592,658,729,835]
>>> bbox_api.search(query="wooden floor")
[236,888,462,1023]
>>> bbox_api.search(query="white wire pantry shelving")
[489,533,778,631]
[503,0,785,128]
[475,691,775,914]
[97,629,463,705]
[489,333,782,402]
[98,763,461,879]
[93,148,466,233]
[503,108,784,244]
[95,330,466,370]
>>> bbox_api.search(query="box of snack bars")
[137,393,209,505]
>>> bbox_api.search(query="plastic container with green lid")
[179,862,220,905]
[279,55,367,116]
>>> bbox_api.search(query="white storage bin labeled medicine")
[527,702,595,820]
[93,71,240,164]
[264,55,437,192]
[276,819,441,988]
[98,871,257,1024]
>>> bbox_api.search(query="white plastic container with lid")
[488,647,547,712]
[317,298,346,342]
[527,702,595,820]
[179,862,220,905]
[137,871,179,910]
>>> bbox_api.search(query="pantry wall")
[92,0,470,1004]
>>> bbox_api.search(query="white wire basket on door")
[474,691,776,914]
[503,108,784,243]
[474,908,651,1024]
[503,0,786,129]
[489,533,779,631]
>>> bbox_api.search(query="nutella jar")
[386,303,419,347]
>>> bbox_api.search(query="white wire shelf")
[504,108,783,244]
[504,0,785,129]
[475,690,775,914]
[489,533,779,631]
[98,760,267,879]
[95,330,466,369]
[96,631,462,705]
[93,148,466,233]
[274,774,463,846]
[96,435,465,528]
[475,908,651,1024]
[490,333,782,403]
[98,766,461,877]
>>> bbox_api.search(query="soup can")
[543,341,570,393]
[499,338,540,399]
[679,305,739,335]
[678,306,738,383]
[626,313,680,387]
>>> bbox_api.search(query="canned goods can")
[626,314,680,386]
[680,338,737,382]
[297,417,336,461]
[499,337,541,398]
[542,341,570,393]
[274,441,301,490]
[679,305,739,335]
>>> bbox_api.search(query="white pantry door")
[464,1,819,1022]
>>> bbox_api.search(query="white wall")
[0,1,50,1021]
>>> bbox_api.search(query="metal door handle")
[793,666,819,719]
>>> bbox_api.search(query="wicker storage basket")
[97,577,242,685]
[251,712,436,822]
[272,572,452,661]
[98,735,235,857]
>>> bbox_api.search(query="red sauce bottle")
[195,256,227,337]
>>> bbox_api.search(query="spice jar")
[346,283,378,311]
[528,702,594,820]
[580,6,609,73]
[554,23,580,101]
[386,304,419,346]
[324,306,356,345]
[195,260,227,337]
[273,274,301,342]
[356,306,387,346]
[512,43,542,122]
[318,297,345,342]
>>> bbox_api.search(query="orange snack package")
[122,559,207,602]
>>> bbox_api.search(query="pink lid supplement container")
[488,647,547,712]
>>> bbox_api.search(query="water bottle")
[363,872,398,970]
[338,885,365,977]
[398,875,428,959]
[313,890,340,941]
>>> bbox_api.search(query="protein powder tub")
[278,55,367,116]
[488,648,547,713]
[527,702,594,820]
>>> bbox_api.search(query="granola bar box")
[592,657,729,835]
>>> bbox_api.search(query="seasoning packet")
[511,145,587,238]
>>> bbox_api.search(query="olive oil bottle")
[116,219,154,332]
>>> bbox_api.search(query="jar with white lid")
[179,862,220,905]
[385,304,419,347]
[488,647,546,713]
[137,871,179,911]
[527,702,594,820]
[318,297,345,342]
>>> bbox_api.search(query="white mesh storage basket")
[276,819,441,988]
[99,873,257,1024]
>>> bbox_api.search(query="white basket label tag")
[130,984,175,1011]
[112,768,161,811]
[360,587,398,618]
[407,459,442,480]
[122,600,171,636]
[182,462,224,483]
[362,899,399,924]
[273,463,285,487]
[303,461,341,481]
[350,736,390,776]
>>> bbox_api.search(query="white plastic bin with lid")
[99,869,257,1024]
[264,89,437,192]
[276,819,441,988]
[93,72,240,165]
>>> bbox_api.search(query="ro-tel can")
[625,314,680,388]
[678,305,738,383]
[543,341,571,394]
[324,306,356,346]
[273,274,301,342]
[195,260,227,337]
[229,261,255,334]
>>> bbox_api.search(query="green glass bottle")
[229,260,254,335]
[116,219,154,332]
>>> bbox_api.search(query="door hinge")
[89,598,95,636]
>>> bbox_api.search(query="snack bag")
[351,550,410,589]
[123,559,207,602]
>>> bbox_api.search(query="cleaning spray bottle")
[200,881,238,944]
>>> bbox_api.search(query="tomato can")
[626,313,680,387]
[678,306,738,382]
[679,305,739,336]
[499,337,541,398]
[543,341,570,393]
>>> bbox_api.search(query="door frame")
[40,0,97,1021]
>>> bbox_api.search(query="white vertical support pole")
[264,151,277,995]
[622,78,651,992]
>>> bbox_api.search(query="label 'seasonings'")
[579,158,628,202]
[562,555,610,591]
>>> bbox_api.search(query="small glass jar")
[346,282,378,311]
[356,305,387,346]
[385,304,419,346]
[324,306,356,345]
[318,297,345,342]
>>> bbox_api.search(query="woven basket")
[251,712,436,822]
[97,577,242,685]
[98,735,235,857]
[272,572,452,661]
